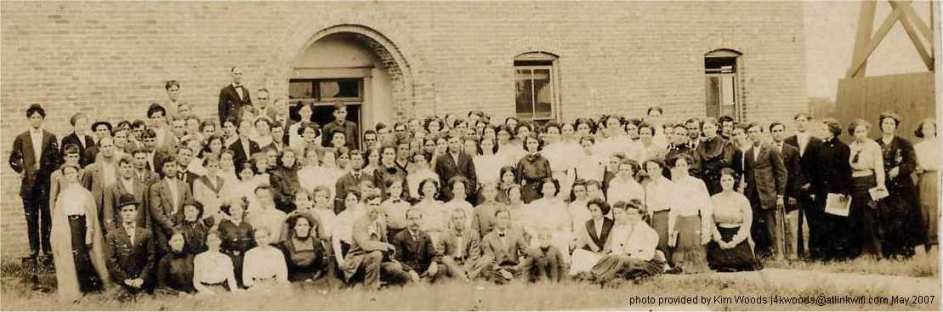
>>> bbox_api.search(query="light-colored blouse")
[915,138,940,171]
[242,246,289,288]
[607,176,644,207]
[668,175,713,236]
[193,251,236,289]
[710,191,751,225]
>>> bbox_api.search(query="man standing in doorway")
[218,66,252,125]
[322,101,359,150]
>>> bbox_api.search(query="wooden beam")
[849,1,878,78]
[890,1,934,70]
[847,5,905,78]
[891,0,932,42]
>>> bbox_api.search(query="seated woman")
[179,201,208,255]
[242,228,289,291]
[282,214,332,282]
[193,231,240,295]
[217,197,256,289]
[156,231,196,295]
[51,164,109,302]
[707,169,761,272]
[591,200,663,284]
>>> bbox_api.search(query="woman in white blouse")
[847,119,885,258]
[524,178,573,262]
[241,228,289,291]
[193,231,240,294]
[666,154,712,274]
[642,159,673,257]
[707,169,760,272]
[913,118,938,253]
[193,156,227,227]
[606,158,644,207]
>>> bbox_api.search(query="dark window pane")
[705,76,721,117]
[318,79,361,101]
[515,69,534,116]
[533,69,552,118]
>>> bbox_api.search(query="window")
[288,78,363,133]
[704,49,742,120]
[515,52,559,123]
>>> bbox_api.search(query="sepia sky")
[804,1,934,100]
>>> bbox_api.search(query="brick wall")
[0,1,806,255]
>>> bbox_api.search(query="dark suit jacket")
[820,137,852,196]
[9,130,59,196]
[775,143,804,201]
[785,135,826,194]
[105,224,156,283]
[392,229,440,273]
[228,138,260,172]
[434,152,478,201]
[103,178,150,229]
[218,84,252,124]
[743,144,787,210]
[321,120,359,150]
[333,171,374,214]
[480,228,529,265]
[61,132,97,168]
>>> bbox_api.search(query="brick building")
[0,1,806,255]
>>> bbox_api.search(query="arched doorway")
[288,25,412,148]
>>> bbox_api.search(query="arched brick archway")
[285,24,416,121]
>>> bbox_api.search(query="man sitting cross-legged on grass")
[392,208,442,283]
[441,208,483,281]
[105,193,157,298]
[478,209,534,284]
[340,194,413,290]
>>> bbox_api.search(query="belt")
[67,215,86,220]
[852,170,874,177]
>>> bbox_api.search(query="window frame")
[514,52,560,123]
[704,49,743,121]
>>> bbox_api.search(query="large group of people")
[8,66,939,302]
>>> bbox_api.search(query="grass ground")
[0,253,938,311]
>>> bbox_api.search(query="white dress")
[606,176,644,207]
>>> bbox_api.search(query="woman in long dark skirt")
[875,112,923,258]
[847,119,886,259]
[818,119,853,261]
[707,169,760,272]
[217,197,256,288]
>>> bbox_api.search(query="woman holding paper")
[914,118,938,254]
[847,119,886,259]
[818,118,853,260]
[666,154,712,274]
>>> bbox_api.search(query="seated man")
[105,194,157,297]
[529,230,566,283]
[392,209,441,283]
[441,209,481,281]
[340,194,412,290]
[479,209,534,284]
[591,200,664,285]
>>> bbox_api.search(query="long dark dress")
[282,236,330,282]
[156,251,196,294]
[516,153,551,203]
[707,227,760,272]
[179,220,208,255]
[877,136,922,258]
[815,137,852,261]
[218,219,255,288]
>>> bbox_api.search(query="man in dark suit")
[218,66,252,124]
[742,123,787,259]
[8,104,60,261]
[434,134,478,202]
[783,113,828,259]
[392,209,443,282]
[334,150,372,214]
[106,194,157,296]
[61,112,97,168]
[228,118,260,172]
[148,157,193,254]
[103,156,149,230]
[321,102,359,149]
[770,121,805,260]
